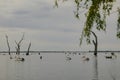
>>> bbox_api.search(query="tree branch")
[5,35,11,55]
[26,42,31,55]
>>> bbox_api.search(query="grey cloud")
[0,0,119,51]
[0,1,81,34]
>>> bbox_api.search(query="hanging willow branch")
[55,0,116,45]
[80,0,113,44]
[117,8,120,38]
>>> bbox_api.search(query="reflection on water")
[0,53,120,80]
[92,56,98,80]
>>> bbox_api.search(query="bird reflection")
[66,56,72,61]
[38,52,40,55]
[40,56,42,60]
[82,56,90,61]
[105,52,117,59]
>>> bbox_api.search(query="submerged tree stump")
[91,31,98,56]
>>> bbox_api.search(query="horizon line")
[0,50,120,53]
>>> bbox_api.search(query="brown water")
[0,53,120,80]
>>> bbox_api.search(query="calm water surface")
[0,53,120,80]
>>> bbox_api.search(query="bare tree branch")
[26,42,31,55]
[15,33,25,55]
[91,31,98,56]
[5,35,11,55]
[18,33,24,45]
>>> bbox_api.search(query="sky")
[0,0,120,51]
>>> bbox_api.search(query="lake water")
[0,53,120,80]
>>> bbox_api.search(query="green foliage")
[54,0,58,8]
[80,0,114,44]
[55,0,119,45]
[117,8,120,38]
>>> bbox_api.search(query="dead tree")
[91,31,98,56]
[90,31,98,80]
[26,42,31,55]
[15,34,24,55]
[5,35,11,55]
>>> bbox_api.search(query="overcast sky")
[0,0,120,51]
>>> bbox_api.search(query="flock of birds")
[65,52,117,62]
[9,53,43,62]
[6,52,117,62]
